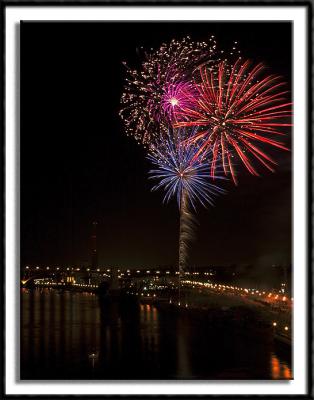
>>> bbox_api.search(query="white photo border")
[4,2,311,397]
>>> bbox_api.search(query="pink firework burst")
[174,59,292,184]
[119,36,218,146]
[161,81,197,123]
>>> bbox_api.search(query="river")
[21,288,292,380]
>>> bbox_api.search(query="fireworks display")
[119,36,218,145]
[173,59,292,184]
[120,35,291,284]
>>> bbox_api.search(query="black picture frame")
[1,0,312,398]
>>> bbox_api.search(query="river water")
[21,288,292,380]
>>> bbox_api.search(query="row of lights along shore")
[183,280,293,304]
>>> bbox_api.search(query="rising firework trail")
[177,190,196,303]
[148,128,226,299]
[174,59,292,184]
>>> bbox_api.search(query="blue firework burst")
[147,128,226,210]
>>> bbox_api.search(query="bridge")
[21,265,292,345]
[20,265,179,293]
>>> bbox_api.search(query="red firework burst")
[174,59,292,184]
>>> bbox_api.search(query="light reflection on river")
[21,289,292,380]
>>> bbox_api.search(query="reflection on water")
[270,353,292,379]
[21,289,292,380]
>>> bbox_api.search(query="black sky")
[21,22,292,269]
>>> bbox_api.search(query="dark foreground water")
[21,288,292,380]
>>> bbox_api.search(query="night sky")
[21,22,292,269]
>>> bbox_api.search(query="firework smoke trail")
[148,128,226,301]
[173,59,292,184]
[120,36,218,146]
[178,189,197,302]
